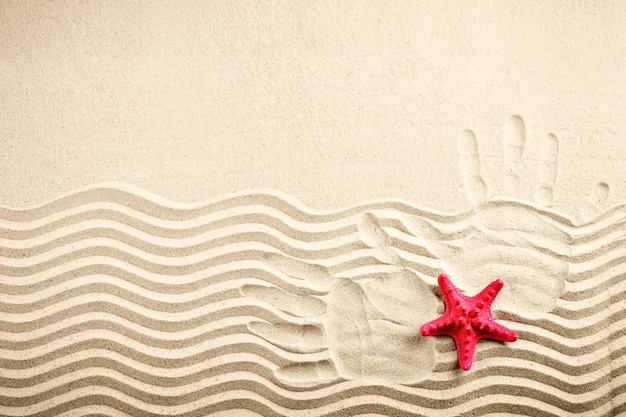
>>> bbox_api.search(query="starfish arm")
[420,315,450,337]
[453,323,478,371]
[438,274,466,310]
[474,278,504,310]
[474,317,518,342]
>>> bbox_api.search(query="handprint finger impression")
[503,115,526,195]
[535,133,559,207]
[247,321,326,354]
[240,284,326,317]
[242,211,441,386]
[458,129,488,206]
[577,182,611,224]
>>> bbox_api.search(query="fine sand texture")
[2,2,626,416]
[0,176,625,416]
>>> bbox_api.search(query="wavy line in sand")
[1,292,624,384]
[0,195,620,252]
[2,347,622,400]
[0,223,619,297]
[3,266,624,320]
[0,182,474,223]
[3,219,623,298]
[1,311,624,373]
[0,203,361,236]
[2,332,624,398]
[1,183,625,415]
[1,366,622,410]
[0,374,622,416]
[0,298,301,333]
[0,238,371,271]
[1,270,621,352]
[2,323,624,384]
[0,225,365,259]
[6,182,619,247]
[564,265,626,300]
[2,268,620,394]
[0,259,323,294]
[1,270,624,338]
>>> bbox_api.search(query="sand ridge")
[0,182,624,416]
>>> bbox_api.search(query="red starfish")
[420,274,518,370]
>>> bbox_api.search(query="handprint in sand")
[406,115,575,315]
[240,213,438,387]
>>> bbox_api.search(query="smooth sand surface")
[1,1,626,214]
[1,2,626,416]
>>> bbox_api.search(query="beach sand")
[1,2,626,416]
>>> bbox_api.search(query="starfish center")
[420,274,518,370]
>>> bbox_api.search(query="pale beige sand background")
[1,1,625,214]
[2,2,626,417]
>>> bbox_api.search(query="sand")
[1,182,624,416]
[1,2,626,416]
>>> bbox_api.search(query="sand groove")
[1,183,625,416]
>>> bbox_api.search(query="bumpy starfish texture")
[420,274,518,370]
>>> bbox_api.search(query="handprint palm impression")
[242,214,439,386]
[416,115,572,315]
[243,115,615,385]
[431,116,610,314]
